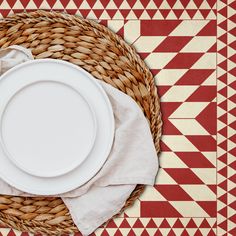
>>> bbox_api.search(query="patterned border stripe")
[0,0,217,19]
[217,0,236,235]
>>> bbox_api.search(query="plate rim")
[0,59,115,195]
[0,79,98,178]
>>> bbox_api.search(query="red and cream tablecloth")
[0,0,235,235]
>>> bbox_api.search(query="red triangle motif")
[219,179,227,191]
[147,9,157,18]
[218,153,227,165]
[20,0,31,7]
[187,10,198,18]
[179,0,190,7]
[194,229,203,236]
[229,14,236,23]
[218,86,227,97]
[159,9,171,18]
[218,206,227,217]
[166,0,176,7]
[229,54,236,63]
[218,100,227,111]
[229,175,236,186]
[229,228,236,236]
[229,28,236,38]
[218,220,227,231]
[207,0,216,7]
[218,166,228,178]
[119,10,131,19]
[5,0,17,7]
[173,10,184,18]
[229,134,236,144]
[229,68,236,77]
[153,0,163,8]
[106,219,117,228]
[160,219,171,228]
[119,219,131,228]
[73,0,83,8]
[46,0,57,8]
[133,219,144,228]
[218,34,227,45]
[140,0,149,8]
[105,10,117,19]
[229,200,236,209]
[141,229,149,236]
[66,10,77,15]
[0,10,11,17]
[194,0,204,8]
[219,6,227,17]
[219,127,227,137]
[229,187,236,197]
[181,230,189,236]
[146,219,157,228]
[229,0,236,9]
[229,148,236,156]
[100,0,110,8]
[128,0,136,8]
[92,9,104,18]
[167,229,176,236]
[127,229,136,236]
[7,230,16,236]
[86,0,96,8]
[229,80,236,90]
[133,10,144,18]
[114,229,123,236]
[186,219,198,228]
[79,10,90,18]
[229,40,236,50]
[218,113,227,124]
[155,229,163,236]
[229,160,236,170]
[218,47,228,57]
[218,60,227,71]
[199,219,211,228]
[218,73,227,84]
[230,120,236,130]
[229,108,236,117]
[173,219,184,228]
[218,20,227,31]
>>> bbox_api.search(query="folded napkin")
[0,46,159,235]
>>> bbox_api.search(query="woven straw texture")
[0,10,162,235]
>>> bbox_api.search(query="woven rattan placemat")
[0,10,162,235]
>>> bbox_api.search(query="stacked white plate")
[0,59,114,195]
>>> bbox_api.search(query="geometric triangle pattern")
[0,0,234,235]
[217,0,236,235]
[0,0,217,20]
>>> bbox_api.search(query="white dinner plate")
[0,59,114,195]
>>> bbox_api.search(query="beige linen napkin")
[0,46,159,235]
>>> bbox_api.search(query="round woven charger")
[0,10,162,235]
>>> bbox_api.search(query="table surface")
[0,0,235,235]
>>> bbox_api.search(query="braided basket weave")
[0,10,162,235]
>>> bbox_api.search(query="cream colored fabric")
[0,46,159,235]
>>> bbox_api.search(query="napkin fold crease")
[0,46,159,235]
